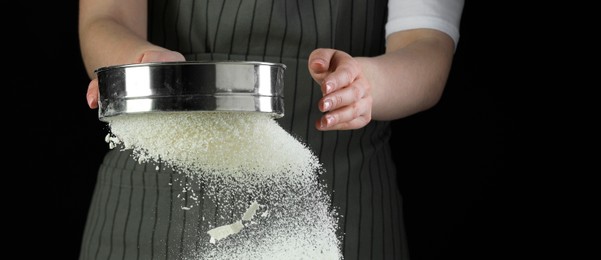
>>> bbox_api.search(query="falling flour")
[207,201,261,244]
[105,111,342,260]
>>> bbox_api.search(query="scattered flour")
[207,220,244,244]
[207,201,261,244]
[105,111,342,260]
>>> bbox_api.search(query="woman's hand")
[308,48,373,131]
[86,50,185,109]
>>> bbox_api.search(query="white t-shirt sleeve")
[386,0,464,47]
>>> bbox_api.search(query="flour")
[105,111,342,260]
[207,220,244,244]
[207,201,262,244]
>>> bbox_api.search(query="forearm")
[78,0,163,79]
[79,20,157,78]
[360,29,456,121]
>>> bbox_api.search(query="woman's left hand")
[308,48,373,131]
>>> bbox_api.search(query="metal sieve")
[95,61,286,121]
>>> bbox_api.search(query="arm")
[79,0,184,108]
[308,28,455,131]
[363,28,455,120]
[309,0,463,131]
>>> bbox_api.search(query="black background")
[6,1,553,259]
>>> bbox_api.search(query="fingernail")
[87,95,94,108]
[325,82,334,94]
[325,115,334,126]
[323,99,331,111]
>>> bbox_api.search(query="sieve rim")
[94,61,287,74]
[96,60,286,120]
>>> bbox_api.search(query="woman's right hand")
[86,49,186,109]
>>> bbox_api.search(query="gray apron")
[80,0,408,259]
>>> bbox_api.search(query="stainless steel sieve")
[95,61,286,121]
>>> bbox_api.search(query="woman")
[78,0,463,259]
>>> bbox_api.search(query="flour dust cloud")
[105,111,342,260]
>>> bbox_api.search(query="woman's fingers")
[309,48,373,131]
[87,78,99,109]
[138,50,186,63]
[316,95,373,131]
[319,79,368,112]
[308,48,337,78]
[309,49,360,95]
[321,58,360,95]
